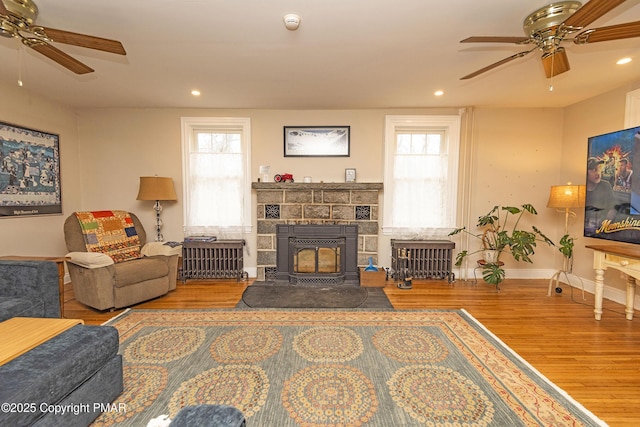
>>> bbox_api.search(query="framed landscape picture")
[0,121,62,217]
[284,126,350,157]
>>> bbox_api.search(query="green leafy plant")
[481,262,506,285]
[558,234,574,258]
[448,204,555,285]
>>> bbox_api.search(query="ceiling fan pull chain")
[17,47,24,87]
[549,52,554,92]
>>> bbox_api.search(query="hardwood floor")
[64,278,640,426]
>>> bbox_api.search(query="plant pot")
[483,250,500,264]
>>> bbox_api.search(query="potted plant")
[448,204,555,286]
[558,234,574,259]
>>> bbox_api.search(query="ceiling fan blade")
[461,36,530,44]
[460,49,535,80]
[39,27,126,55]
[541,48,570,78]
[24,39,94,74]
[0,0,8,16]
[574,21,640,43]
[563,0,626,29]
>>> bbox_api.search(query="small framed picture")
[345,168,356,182]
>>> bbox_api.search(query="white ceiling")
[0,0,639,110]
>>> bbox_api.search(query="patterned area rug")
[94,309,606,426]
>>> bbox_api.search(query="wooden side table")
[0,256,69,318]
[585,244,640,320]
[0,317,83,365]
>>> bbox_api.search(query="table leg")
[626,276,636,321]
[594,268,605,321]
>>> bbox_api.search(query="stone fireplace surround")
[252,182,383,281]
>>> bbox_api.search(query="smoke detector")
[283,14,301,31]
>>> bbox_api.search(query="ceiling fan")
[0,0,125,74]
[460,0,640,80]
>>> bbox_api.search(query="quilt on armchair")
[75,210,143,263]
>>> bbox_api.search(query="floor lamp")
[546,184,586,296]
[136,176,177,242]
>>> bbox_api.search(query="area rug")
[94,309,606,427]
[239,284,393,309]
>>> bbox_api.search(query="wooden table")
[586,244,640,320]
[0,256,68,318]
[0,317,83,365]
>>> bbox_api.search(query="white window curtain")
[383,115,461,237]
[181,117,251,237]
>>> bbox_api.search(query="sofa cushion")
[113,257,169,288]
[0,297,44,321]
[142,242,182,257]
[0,325,120,426]
[65,251,115,269]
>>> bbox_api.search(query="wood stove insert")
[275,224,359,285]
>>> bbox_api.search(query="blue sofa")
[0,260,123,426]
[0,260,61,321]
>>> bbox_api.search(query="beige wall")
[459,107,565,276]
[0,80,80,257]
[74,107,460,271]
[1,76,639,299]
[73,106,564,276]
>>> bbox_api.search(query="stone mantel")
[252,182,383,191]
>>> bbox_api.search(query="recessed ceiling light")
[434,90,444,97]
[191,90,201,96]
[617,57,632,65]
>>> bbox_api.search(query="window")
[181,117,251,236]
[383,115,461,235]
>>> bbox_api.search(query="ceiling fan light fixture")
[1,0,126,74]
[542,47,570,78]
[0,20,17,37]
[460,1,640,80]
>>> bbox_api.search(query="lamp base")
[548,269,586,299]
[154,200,164,242]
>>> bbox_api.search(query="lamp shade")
[547,184,586,209]
[136,177,177,201]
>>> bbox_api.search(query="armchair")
[64,211,180,311]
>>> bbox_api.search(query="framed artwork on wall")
[584,125,640,244]
[0,121,62,217]
[345,168,356,182]
[284,126,350,157]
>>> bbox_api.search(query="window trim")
[382,114,461,235]
[181,116,252,234]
